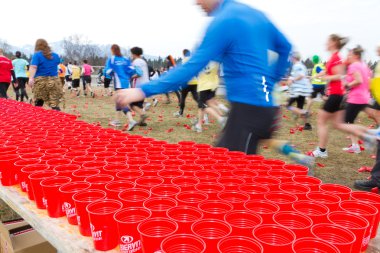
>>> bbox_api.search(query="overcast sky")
[2,0,379,60]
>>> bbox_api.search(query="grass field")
[0,85,377,221]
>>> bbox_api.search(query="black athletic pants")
[0,83,10,98]
[179,85,198,115]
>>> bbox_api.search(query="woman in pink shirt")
[343,46,373,153]
[81,60,95,98]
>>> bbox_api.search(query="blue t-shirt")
[31,51,60,77]
[12,58,29,78]
[105,56,136,89]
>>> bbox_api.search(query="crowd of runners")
[1,0,380,190]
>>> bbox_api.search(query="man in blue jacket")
[116,0,293,155]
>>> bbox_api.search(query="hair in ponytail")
[352,45,364,59]
[329,34,349,50]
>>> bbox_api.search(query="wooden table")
[0,185,119,253]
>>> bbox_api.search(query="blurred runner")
[306,55,327,112]
[71,61,81,96]
[12,51,29,101]
[81,60,95,98]
[58,59,66,88]
[0,48,16,99]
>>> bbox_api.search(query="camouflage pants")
[33,77,63,108]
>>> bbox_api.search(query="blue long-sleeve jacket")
[140,0,292,107]
[105,56,136,89]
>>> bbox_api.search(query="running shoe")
[304,123,312,131]
[289,152,315,168]
[127,121,138,131]
[91,91,95,98]
[144,103,152,112]
[354,179,379,192]
[363,134,378,153]
[219,117,227,129]
[153,99,159,107]
[311,148,328,158]
[342,145,361,154]
[110,120,122,127]
[218,104,230,114]
[173,112,183,118]
[139,115,149,125]
[203,114,210,125]
[192,124,203,133]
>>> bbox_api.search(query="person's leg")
[314,109,332,156]
[174,91,181,105]
[190,85,199,102]
[0,83,9,98]
[364,107,380,125]
[355,141,380,190]
[14,83,21,101]
[19,78,28,102]
[47,77,63,110]
[179,87,190,116]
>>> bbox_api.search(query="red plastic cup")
[20,152,45,161]
[158,169,184,184]
[163,159,185,170]
[253,224,295,253]
[116,169,143,181]
[105,180,135,199]
[211,164,235,177]
[59,181,91,225]
[226,151,246,159]
[238,183,270,200]
[150,184,181,198]
[230,169,258,183]
[175,191,208,207]
[339,200,378,251]
[82,161,108,170]
[198,200,233,220]
[244,200,280,224]
[265,191,298,211]
[279,182,311,200]
[161,234,206,253]
[18,163,46,193]
[192,219,232,253]
[138,218,178,253]
[73,190,107,237]
[86,199,123,251]
[140,164,163,176]
[85,174,114,190]
[291,175,322,191]
[0,145,17,155]
[104,156,127,166]
[224,210,262,237]
[118,188,151,208]
[292,200,330,224]
[72,156,96,166]
[246,154,265,162]
[227,160,250,169]
[161,151,181,160]
[143,197,177,217]
[29,171,58,209]
[195,182,225,200]
[217,191,250,210]
[217,177,246,191]
[178,140,196,147]
[171,176,199,191]
[72,169,101,181]
[351,191,380,238]
[251,176,281,191]
[292,238,340,253]
[0,153,19,186]
[194,170,220,183]
[262,159,286,170]
[166,206,203,234]
[178,154,198,164]
[311,223,356,253]
[179,164,203,176]
[147,155,168,165]
[209,147,229,154]
[41,176,72,218]
[284,164,309,176]
[273,211,313,239]
[46,158,72,167]
[194,159,217,170]
[114,207,152,253]
[267,170,295,183]
[217,236,263,253]
[306,192,341,212]
[319,183,352,201]
[328,211,369,253]
[94,151,117,161]
[210,155,231,163]
[53,164,80,177]
[135,176,164,190]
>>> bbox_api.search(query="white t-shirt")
[132,58,149,86]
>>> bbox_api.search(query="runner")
[311,35,377,158]
[0,48,16,99]
[165,55,181,105]
[12,51,29,102]
[193,61,227,133]
[58,59,66,88]
[65,62,72,90]
[71,61,81,96]
[174,49,199,117]
[286,52,313,130]
[102,65,113,96]
[28,39,63,110]
[105,44,137,130]
[115,0,315,166]
[306,55,327,112]
[81,60,95,98]
[342,46,372,154]
[129,47,149,128]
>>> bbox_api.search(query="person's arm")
[346,71,362,88]
[28,54,39,87]
[81,67,85,75]
[91,66,94,73]
[270,23,292,82]
[324,64,344,82]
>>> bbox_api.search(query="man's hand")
[28,78,35,87]
[115,88,146,108]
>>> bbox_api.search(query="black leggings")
[179,85,198,115]
[15,78,29,101]
[0,83,10,98]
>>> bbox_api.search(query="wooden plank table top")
[0,185,119,253]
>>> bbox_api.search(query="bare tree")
[62,34,103,65]
[0,39,12,54]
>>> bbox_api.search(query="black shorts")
[217,102,280,154]
[370,101,380,111]
[322,95,344,113]
[16,77,28,89]
[311,86,326,99]
[345,103,367,123]
[198,90,216,109]
[72,79,80,88]
[104,78,111,89]
[84,76,92,85]
[131,101,144,109]
[65,76,72,82]
[287,96,306,109]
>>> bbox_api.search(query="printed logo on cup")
[21,181,27,190]
[77,215,81,225]
[363,235,371,247]
[42,197,48,208]
[90,224,103,241]
[120,235,142,253]
[64,202,76,217]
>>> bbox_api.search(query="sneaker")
[139,114,149,125]
[304,123,312,131]
[144,103,152,112]
[153,99,159,107]
[173,112,183,118]
[91,91,95,98]
[363,134,378,153]
[138,122,148,127]
[192,124,202,133]
[76,90,81,97]
[110,120,122,127]
[342,145,361,154]
[311,148,328,158]
[218,117,227,129]
[203,114,210,125]
[127,121,138,131]
[289,152,315,169]
[218,104,229,114]
[354,179,379,191]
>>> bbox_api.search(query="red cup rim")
[191,219,232,239]
[40,176,72,187]
[118,188,151,202]
[86,199,123,215]
[114,207,152,224]
[217,236,264,253]
[311,223,357,245]
[59,181,91,194]
[292,237,340,253]
[273,211,313,229]
[72,189,107,203]
[29,171,58,180]
[166,205,204,223]
[161,234,206,253]
[339,200,379,215]
[143,197,178,211]
[224,210,263,229]
[252,225,296,246]
[327,211,370,230]
[137,218,178,238]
